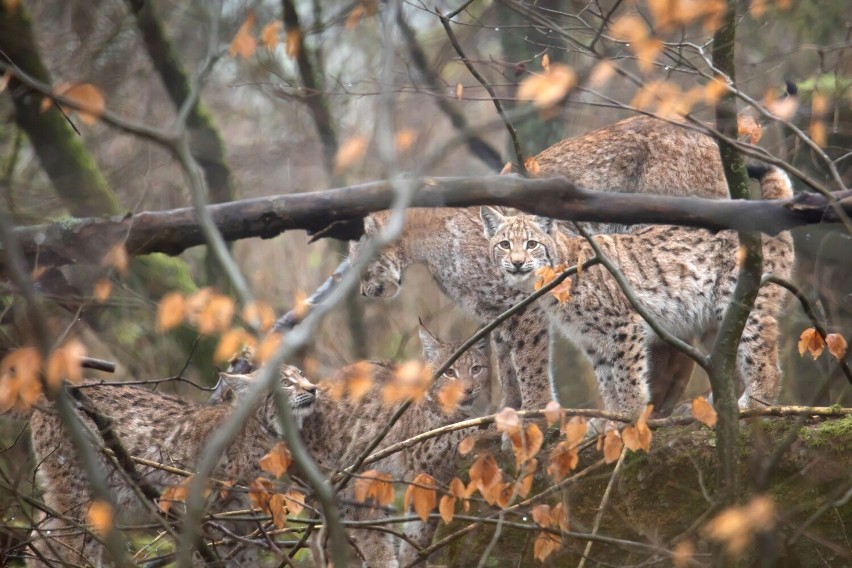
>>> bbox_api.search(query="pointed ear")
[218,372,252,399]
[480,206,506,238]
[532,216,554,234]
[418,319,441,362]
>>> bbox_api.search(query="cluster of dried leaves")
[0,340,86,411]
[798,327,848,361]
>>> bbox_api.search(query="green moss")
[799,415,852,449]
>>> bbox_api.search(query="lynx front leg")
[736,294,783,409]
[506,309,555,411]
[586,320,652,419]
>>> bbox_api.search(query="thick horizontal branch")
[7,175,852,267]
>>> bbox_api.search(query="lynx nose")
[512,259,524,270]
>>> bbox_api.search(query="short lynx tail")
[746,164,794,200]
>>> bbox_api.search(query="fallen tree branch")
[7,176,851,268]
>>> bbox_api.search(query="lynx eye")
[444,368,457,379]
[471,365,484,375]
[526,240,538,250]
[498,240,511,249]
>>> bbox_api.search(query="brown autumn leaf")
[510,423,544,466]
[58,83,105,125]
[86,500,113,534]
[531,504,551,527]
[737,115,763,144]
[354,470,394,507]
[395,129,417,154]
[458,435,475,456]
[248,477,275,513]
[534,265,557,291]
[609,15,662,73]
[551,281,572,305]
[499,162,513,175]
[603,429,623,463]
[455,82,464,101]
[229,12,257,59]
[437,380,464,414]
[261,21,282,50]
[494,406,521,434]
[404,473,437,522]
[524,156,541,176]
[102,244,128,277]
[673,540,695,568]
[547,440,579,482]
[469,453,501,494]
[93,278,112,303]
[826,334,848,361]
[285,27,301,59]
[157,292,186,332]
[45,339,86,389]
[257,333,282,364]
[514,460,536,497]
[551,502,569,532]
[345,3,367,30]
[563,416,588,448]
[798,327,825,359]
[269,493,288,528]
[384,360,432,405]
[333,136,368,175]
[544,401,563,427]
[284,490,306,516]
[342,360,375,403]
[448,477,466,499]
[704,495,775,556]
[766,94,798,121]
[218,479,235,501]
[691,396,718,428]
[517,64,576,109]
[158,478,191,514]
[0,348,43,411]
[197,294,235,335]
[259,442,292,478]
[214,329,255,363]
[439,495,456,524]
[533,531,562,562]
[703,76,729,104]
[242,301,277,332]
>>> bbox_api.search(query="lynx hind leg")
[647,341,696,415]
[587,319,652,420]
[736,294,783,409]
[397,518,439,567]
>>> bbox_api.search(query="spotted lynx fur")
[27,366,316,567]
[480,166,794,417]
[351,116,730,413]
[301,324,489,567]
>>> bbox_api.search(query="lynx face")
[480,206,557,287]
[219,364,317,432]
[349,215,403,298]
[420,324,489,414]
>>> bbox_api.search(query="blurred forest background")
[0,0,850,564]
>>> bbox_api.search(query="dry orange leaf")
[436,380,464,414]
[551,502,569,532]
[354,470,394,507]
[469,453,501,494]
[285,28,301,58]
[826,334,848,361]
[439,494,456,524]
[517,64,576,109]
[563,416,587,448]
[259,442,292,478]
[533,531,562,562]
[102,244,129,276]
[510,423,544,466]
[333,136,368,175]
[737,115,763,144]
[248,477,275,513]
[499,162,513,175]
[404,473,437,522]
[93,278,112,303]
[494,406,521,434]
[704,76,729,104]
[395,129,417,154]
[704,495,775,556]
[257,333,282,364]
[242,301,277,332]
[345,3,367,30]
[547,440,579,482]
[531,504,551,527]
[157,292,186,332]
[798,327,825,359]
[284,490,306,516]
[456,82,464,101]
[86,500,113,534]
[342,361,375,403]
[229,12,257,59]
[0,347,43,411]
[622,405,654,453]
[673,540,695,568]
[56,83,105,125]
[384,360,432,405]
[524,156,541,176]
[214,329,256,363]
[551,281,572,305]
[45,340,86,389]
[691,396,718,428]
[197,294,235,335]
[515,461,536,497]
[270,493,288,528]
[458,435,475,456]
[158,478,191,514]
[602,429,623,463]
[544,401,562,427]
[261,21,282,50]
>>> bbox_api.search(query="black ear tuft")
[746,164,770,180]
[480,206,506,239]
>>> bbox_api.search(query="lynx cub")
[352,115,730,414]
[299,324,490,567]
[480,166,794,416]
[27,366,316,567]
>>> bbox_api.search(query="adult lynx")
[480,166,794,416]
[27,366,316,567]
[351,116,729,413]
[299,324,490,567]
